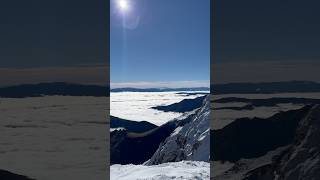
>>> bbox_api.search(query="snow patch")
[111,161,210,180]
[110,127,126,132]
[171,126,183,136]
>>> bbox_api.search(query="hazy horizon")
[0,0,108,87]
[213,0,320,84]
[110,80,210,89]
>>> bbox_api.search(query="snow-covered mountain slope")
[271,104,320,180]
[110,161,209,180]
[146,95,210,165]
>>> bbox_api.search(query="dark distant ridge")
[0,82,109,98]
[111,87,209,92]
[175,92,209,96]
[111,116,158,133]
[211,81,320,94]
[0,170,35,180]
[213,97,320,110]
[152,95,206,113]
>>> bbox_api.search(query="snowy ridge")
[110,127,126,132]
[110,161,209,180]
[146,95,210,165]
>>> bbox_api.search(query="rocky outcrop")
[273,104,320,180]
[214,104,320,180]
[146,96,210,165]
[0,170,35,180]
[110,116,158,133]
[110,107,197,165]
[212,105,312,162]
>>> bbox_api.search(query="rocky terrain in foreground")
[146,95,210,165]
[111,161,209,180]
[212,104,320,180]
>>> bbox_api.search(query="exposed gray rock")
[146,96,210,165]
[274,105,320,180]
[214,105,320,180]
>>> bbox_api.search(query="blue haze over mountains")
[1,81,320,97]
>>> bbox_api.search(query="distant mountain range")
[112,81,320,94]
[213,97,320,110]
[2,81,319,98]
[0,82,109,98]
[212,81,320,94]
[111,87,209,92]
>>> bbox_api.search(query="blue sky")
[110,0,210,88]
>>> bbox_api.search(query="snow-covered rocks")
[146,95,210,165]
[110,95,210,179]
[213,104,320,180]
[273,104,320,180]
[110,161,210,180]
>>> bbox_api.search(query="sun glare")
[117,0,130,12]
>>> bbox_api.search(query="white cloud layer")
[111,92,205,125]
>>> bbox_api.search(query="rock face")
[146,96,210,165]
[0,170,35,180]
[110,123,176,165]
[273,104,320,180]
[212,105,312,162]
[214,104,320,180]
[110,108,197,165]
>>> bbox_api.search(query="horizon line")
[110,80,210,89]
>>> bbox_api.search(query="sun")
[117,0,130,13]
